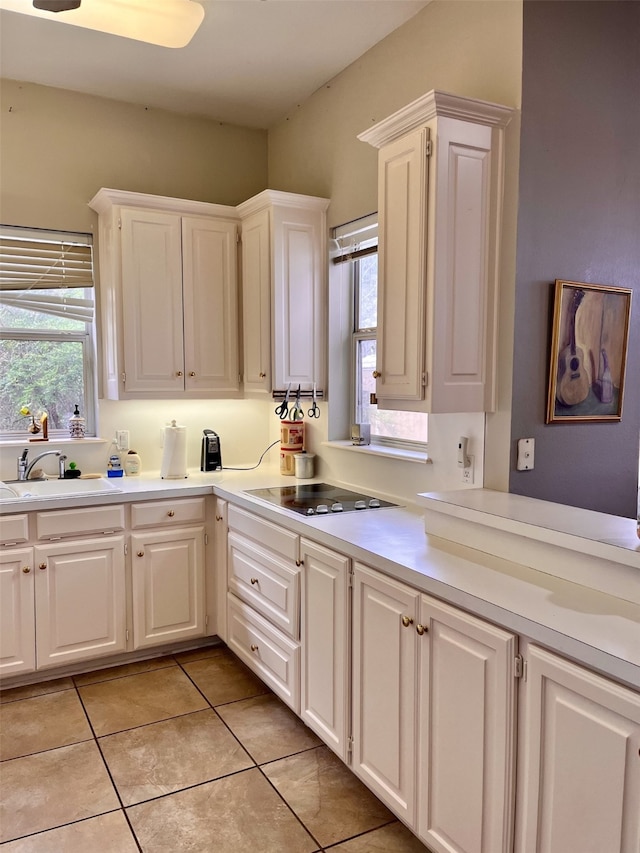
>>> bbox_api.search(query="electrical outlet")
[116,430,129,451]
[462,455,474,484]
[517,437,535,471]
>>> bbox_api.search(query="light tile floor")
[0,646,432,852]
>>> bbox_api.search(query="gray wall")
[509,1,640,518]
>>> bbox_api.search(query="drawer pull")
[416,623,427,636]
[39,562,47,571]
[401,615,413,628]
[215,515,223,522]
[22,566,31,574]
[167,510,175,517]
[250,577,259,585]
[137,551,144,557]
[250,644,259,652]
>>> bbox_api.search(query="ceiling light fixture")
[0,0,205,48]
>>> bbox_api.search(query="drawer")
[36,505,125,540]
[0,514,29,545]
[131,498,206,529]
[227,593,300,713]
[228,504,299,561]
[228,531,300,639]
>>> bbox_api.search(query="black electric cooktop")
[244,482,399,517]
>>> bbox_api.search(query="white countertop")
[2,470,638,689]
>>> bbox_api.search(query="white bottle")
[124,450,141,476]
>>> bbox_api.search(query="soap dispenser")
[69,405,86,439]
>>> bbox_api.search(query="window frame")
[0,226,98,439]
[332,214,428,453]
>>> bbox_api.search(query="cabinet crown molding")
[237,189,330,219]
[89,187,239,219]
[358,89,516,149]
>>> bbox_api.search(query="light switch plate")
[116,430,130,452]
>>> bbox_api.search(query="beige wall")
[268,0,523,497]
[268,0,522,229]
[0,79,267,233]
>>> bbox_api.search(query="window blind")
[0,226,94,322]
[331,213,378,264]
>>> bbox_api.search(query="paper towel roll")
[160,420,188,479]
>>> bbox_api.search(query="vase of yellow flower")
[19,406,41,434]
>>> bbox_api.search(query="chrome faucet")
[17,449,67,481]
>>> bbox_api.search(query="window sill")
[0,437,107,448]
[322,440,431,465]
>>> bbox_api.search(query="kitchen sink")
[0,478,123,500]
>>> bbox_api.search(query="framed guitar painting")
[546,280,632,423]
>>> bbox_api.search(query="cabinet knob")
[215,515,223,522]
[259,372,266,379]
[22,566,31,574]
[137,551,144,557]
[401,615,414,628]
[189,371,196,377]
[250,644,259,652]
[167,510,175,517]
[176,370,183,377]
[250,577,259,585]
[296,559,303,567]
[38,562,47,571]
[416,623,427,636]
[372,370,382,379]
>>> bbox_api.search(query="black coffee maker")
[200,429,222,471]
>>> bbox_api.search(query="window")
[0,226,97,438]
[333,215,428,450]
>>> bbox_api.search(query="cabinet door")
[0,548,35,677]
[376,127,429,404]
[120,208,185,394]
[517,644,640,853]
[34,537,126,668]
[182,216,240,396]
[131,527,205,649]
[300,538,350,760]
[271,201,327,392]
[352,563,420,824]
[240,207,272,394]
[418,595,517,853]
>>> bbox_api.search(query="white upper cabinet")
[89,188,240,400]
[237,190,330,396]
[359,90,514,413]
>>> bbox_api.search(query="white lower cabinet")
[226,504,301,712]
[0,547,36,676]
[300,537,350,760]
[34,536,127,669]
[1,536,127,676]
[352,562,420,825]
[516,643,640,853]
[352,562,517,853]
[131,527,205,649]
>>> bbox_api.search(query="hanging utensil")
[308,382,320,418]
[274,383,292,420]
[290,384,304,421]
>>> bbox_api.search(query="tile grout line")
[175,652,327,851]
[73,674,145,853]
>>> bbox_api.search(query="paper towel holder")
[160,419,188,479]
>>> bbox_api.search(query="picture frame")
[546,280,632,423]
